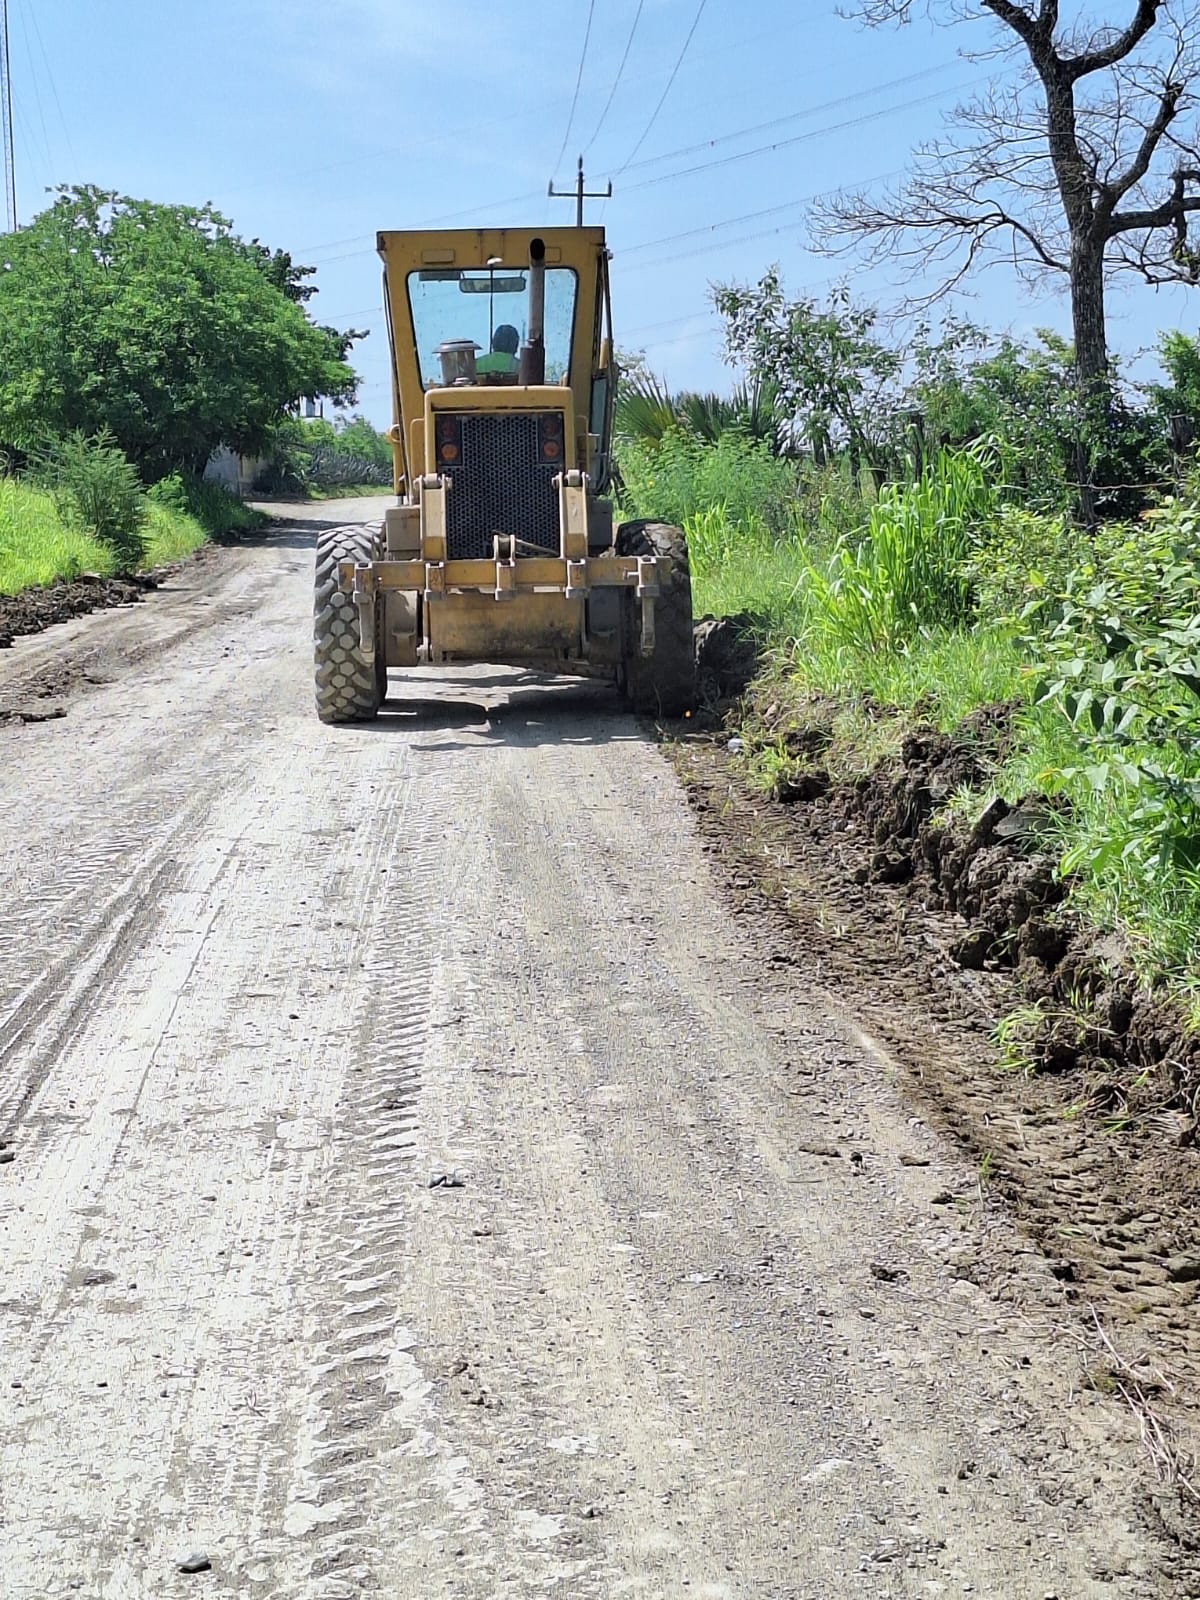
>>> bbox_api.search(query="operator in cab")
[476,323,520,376]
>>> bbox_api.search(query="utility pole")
[548,156,611,227]
[0,0,14,232]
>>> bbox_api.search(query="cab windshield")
[407,267,577,387]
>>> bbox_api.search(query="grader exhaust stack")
[518,236,546,388]
[312,223,695,725]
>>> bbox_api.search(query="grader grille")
[443,414,561,560]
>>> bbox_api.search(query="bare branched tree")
[817,2,1200,402]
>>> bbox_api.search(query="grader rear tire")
[616,519,696,718]
[314,524,383,724]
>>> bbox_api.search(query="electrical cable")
[621,78,977,193]
[551,0,597,178]
[297,77,970,273]
[601,60,962,182]
[296,64,965,261]
[300,188,545,262]
[24,0,79,174]
[584,0,646,153]
[619,165,905,257]
[224,23,795,207]
[12,0,50,180]
[611,0,709,176]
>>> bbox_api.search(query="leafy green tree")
[335,415,393,472]
[0,185,359,476]
[712,270,901,474]
[910,324,1166,515]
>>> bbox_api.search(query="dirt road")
[0,500,1181,1597]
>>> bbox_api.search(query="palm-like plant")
[614,371,679,446]
[676,380,784,451]
[615,369,787,454]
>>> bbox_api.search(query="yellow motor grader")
[313,225,694,722]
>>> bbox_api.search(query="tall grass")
[0,477,208,594]
[148,472,266,536]
[0,479,102,594]
[684,503,807,635]
[627,416,1200,989]
[619,429,799,538]
[801,450,995,657]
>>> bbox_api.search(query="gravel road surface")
[0,500,1178,1597]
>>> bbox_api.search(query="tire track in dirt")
[0,791,215,1139]
[251,786,456,1599]
[0,509,1193,1595]
[0,731,417,1597]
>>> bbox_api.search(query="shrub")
[148,473,265,536]
[967,505,1080,619]
[335,415,394,473]
[618,429,798,538]
[35,429,147,570]
[1019,495,1200,970]
[254,415,392,494]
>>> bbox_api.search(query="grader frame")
[314,223,693,722]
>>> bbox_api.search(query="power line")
[13,0,48,182]
[612,0,709,177]
[623,199,810,257]
[23,0,77,174]
[551,0,597,179]
[300,188,544,262]
[620,167,902,264]
[600,60,962,182]
[622,78,977,194]
[295,74,970,269]
[584,0,646,152]
[225,25,788,207]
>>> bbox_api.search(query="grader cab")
[313,225,694,722]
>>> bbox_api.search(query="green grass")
[685,505,808,636]
[143,502,209,565]
[0,480,101,594]
[305,483,394,500]
[675,446,1200,990]
[147,473,267,536]
[0,477,209,595]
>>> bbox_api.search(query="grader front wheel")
[616,519,696,718]
[313,524,384,724]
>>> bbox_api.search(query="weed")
[992,1002,1047,1076]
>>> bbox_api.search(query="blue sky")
[15,0,1200,426]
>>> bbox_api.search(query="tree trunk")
[1070,232,1108,391]
[1069,232,1108,527]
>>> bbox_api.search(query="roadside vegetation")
[0,185,365,594]
[253,415,394,498]
[0,431,266,596]
[617,274,1200,1009]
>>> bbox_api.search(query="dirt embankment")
[751,697,1200,1111]
[0,571,162,648]
[677,644,1200,1523]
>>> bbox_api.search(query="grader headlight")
[435,413,462,466]
[537,411,565,463]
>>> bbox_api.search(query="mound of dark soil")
[806,713,1200,1114]
[694,613,761,701]
[0,571,158,649]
